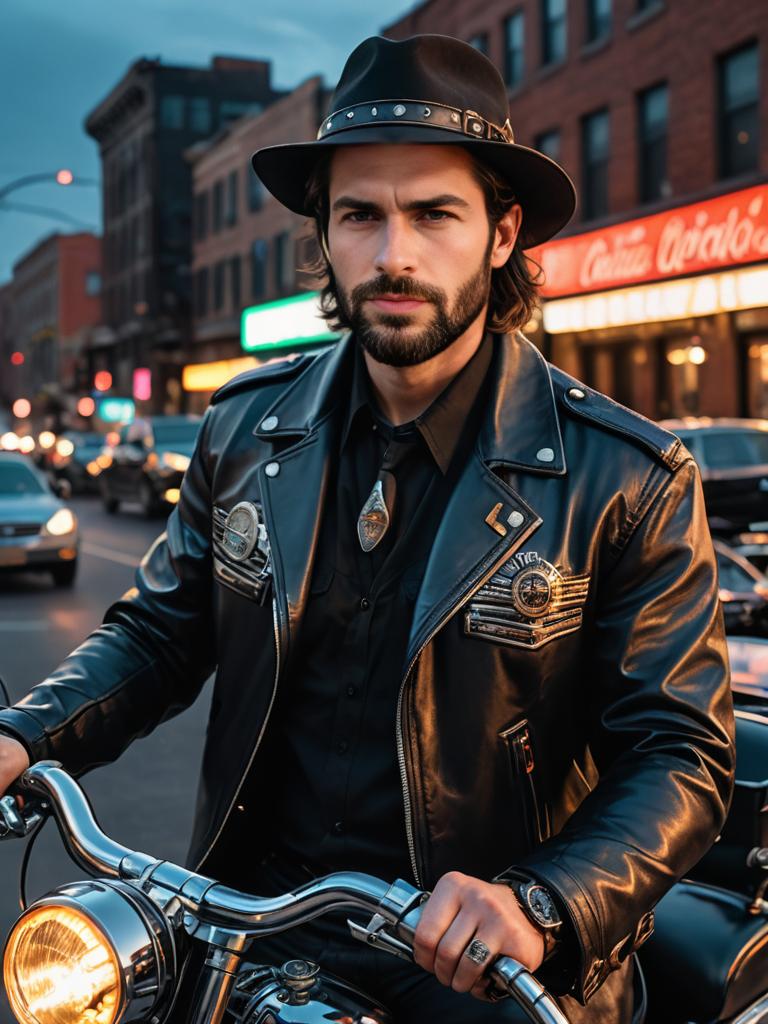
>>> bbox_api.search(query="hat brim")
[252,125,576,249]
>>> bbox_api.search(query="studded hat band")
[317,99,515,144]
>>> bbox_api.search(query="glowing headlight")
[160,452,190,473]
[45,508,77,536]
[3,881,176,1024]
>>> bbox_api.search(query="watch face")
[522,882,560,928]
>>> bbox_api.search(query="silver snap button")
[536,447,555,463]
[265,462,280,478]
[393,104,407,117]
[507,511,524,528]
[568,387,586,400]
[261,415,279,431]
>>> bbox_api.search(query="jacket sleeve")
[496,457,735,1003]
[0,408,217,776]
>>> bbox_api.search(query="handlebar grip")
[489,957,570,1024]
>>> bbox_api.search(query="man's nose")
[374,220,416,278]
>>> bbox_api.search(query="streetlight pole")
[0,170,98,203]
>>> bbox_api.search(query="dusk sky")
[0,0,415,282]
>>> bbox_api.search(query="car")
[0,452,79,587]
[715,539,768,638]
[726,635,768,714]
[98,415,201,517]
[47,430,108,493]
[658,418,768,537]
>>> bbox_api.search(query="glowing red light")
[77,396,96,417]
[56,169,74,186]
[133,368,152,402]
[10,351,24,366]
[94,371,112,392]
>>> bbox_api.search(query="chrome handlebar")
[4,762,570,1024]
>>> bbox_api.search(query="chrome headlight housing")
[3,880,177,1024]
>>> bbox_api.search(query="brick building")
[85,55,283,413]
[184,76,331,410]
[8,232,102,424]
[385,0,768,419]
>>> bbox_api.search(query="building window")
[535,128,561,161]
[250,240,268,299]
[230,255,241,311]
[581,107,610,220]
[213,261,226,311]
[85,272,101,297]
[718,41,759,179]
[636,0,662,9]
[160,95,185,130]
[274,231,294,293]
[225,170,238,227]
[468,33,489,55]
[504,12,525,89]
[194,191,209,241]
[189,97,212,134]
[638,82,669,202]
[194,267,209,317]
[212,180,224,233]
[541,0,567,66]
[247,164,265,212]
[585,0,611,42]
[220,100,261,125]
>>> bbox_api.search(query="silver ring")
[464,938,491,965]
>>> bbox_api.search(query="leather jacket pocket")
[499,719,546,851]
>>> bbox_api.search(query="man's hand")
[413,871,545,1001]
[0,736,30,805]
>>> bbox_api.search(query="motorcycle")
[0,709,765,1024]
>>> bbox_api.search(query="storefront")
[533,183,768,420]
[182,292,340,413]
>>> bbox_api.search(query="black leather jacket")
[0,333,734,1017]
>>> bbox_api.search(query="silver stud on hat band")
[316,100,515,143]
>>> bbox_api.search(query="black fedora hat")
[252,34,576,249]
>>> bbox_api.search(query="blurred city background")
[0,3,767,1020]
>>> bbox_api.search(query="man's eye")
[342,211,375,222]
[421,210,451,222]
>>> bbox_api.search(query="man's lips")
[369,295,428,312]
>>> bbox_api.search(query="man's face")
[327,145,519,367]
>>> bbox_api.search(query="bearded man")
[0,34,734,1024]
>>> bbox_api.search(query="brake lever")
[0,791,47,839]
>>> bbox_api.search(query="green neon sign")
[241,292,339,353]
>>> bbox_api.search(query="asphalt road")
[0,496,213,1024]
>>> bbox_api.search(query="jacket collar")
[255,331,567,477]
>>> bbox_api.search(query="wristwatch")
[498,876,563,960]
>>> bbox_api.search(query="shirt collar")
[342,333,494,474]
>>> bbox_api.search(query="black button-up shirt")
[267,335,493,882]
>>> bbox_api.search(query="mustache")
[351,275,446,306]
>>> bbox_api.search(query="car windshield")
[0,462,46,496]
[701,431,768,469]
[152,420,200,446]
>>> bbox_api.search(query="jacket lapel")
[406,333,566,665]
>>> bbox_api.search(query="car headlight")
[3,880,176,1024]
[160,452,190,473]
[44,508,77,536]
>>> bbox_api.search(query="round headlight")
[45,509,77,537]
[3,881,176,1024]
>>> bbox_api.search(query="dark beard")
[335,245,493,368]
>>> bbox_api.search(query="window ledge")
[580,33,612,60]
[536,58,568,83]
[626,2,666,33]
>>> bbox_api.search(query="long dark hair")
[301,149,543,334]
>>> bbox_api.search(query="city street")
[0,497,213,1024]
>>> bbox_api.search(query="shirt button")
[346,685,357,698]
[332,821,345,835]
[337,739,349,754]
[359,597,370,611]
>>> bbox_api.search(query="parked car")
[99,415,201,517]
[726,635,768,713]
[659,418,768,536]
[715,538,768,637]
[47,430,108,493]
[0,451,79,586]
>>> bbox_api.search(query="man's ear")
[491,204,522,269]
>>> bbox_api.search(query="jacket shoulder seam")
[210,353,315,404]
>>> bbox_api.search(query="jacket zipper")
[504,719,543,848]
[194,595,282,871]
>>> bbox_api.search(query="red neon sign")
[532,184,768,299]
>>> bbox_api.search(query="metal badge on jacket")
[465,551,589,650]
[212,502,272,603]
